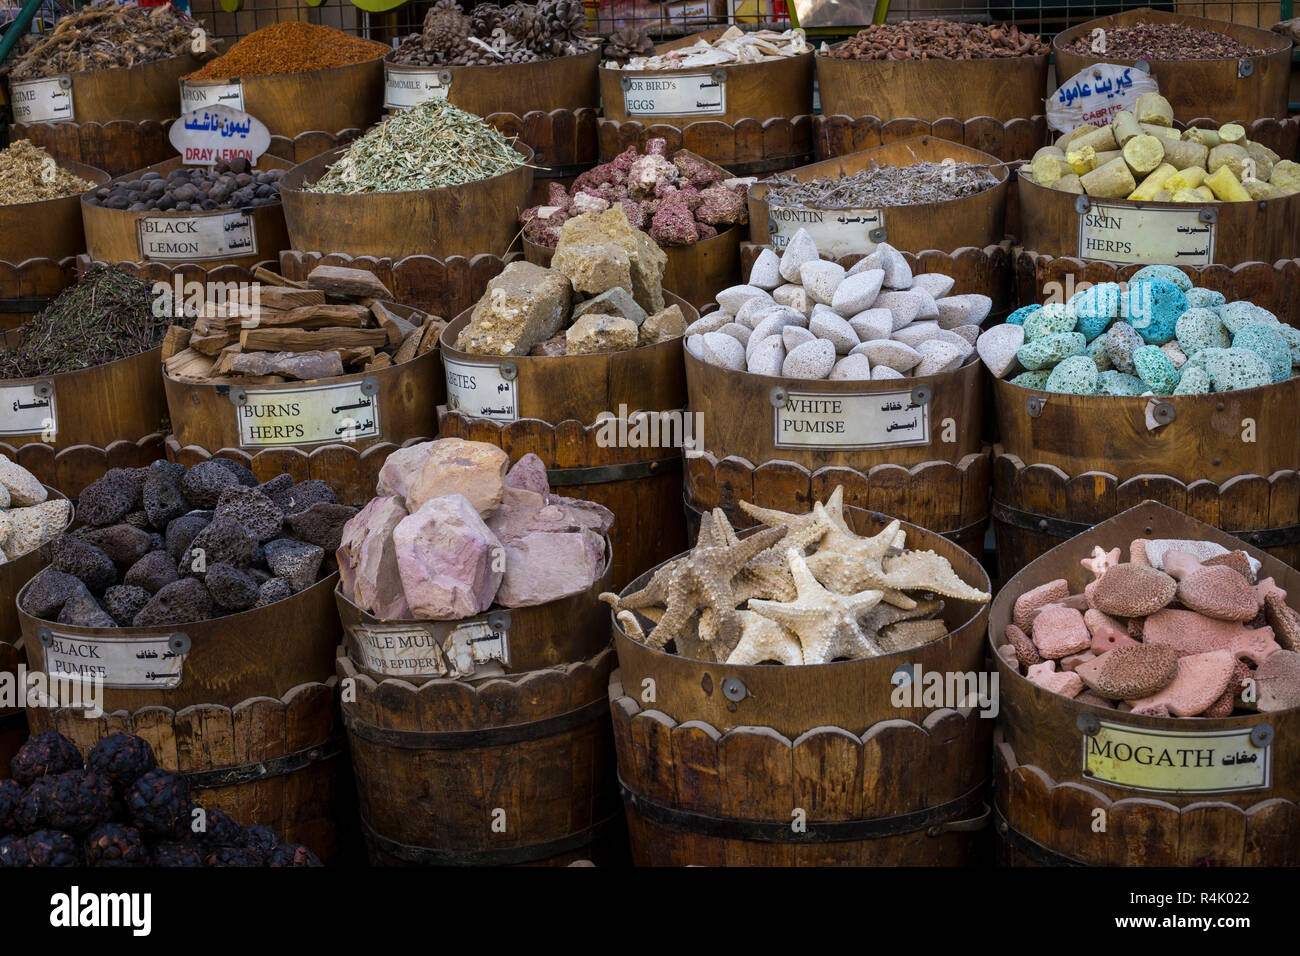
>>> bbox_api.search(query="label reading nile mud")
[774,389,929,451]
[1083,721,1269,794]
[10,76,74,123]
[179,80,245,113]
[1077,201,1216,266]
[236,380,381,448]
[137,212,256,262]
[383,67,449,109]
[0,382,56,437]
[768,206,883,258]
[351,625,448,678]
[622,72,724,117]
[41,631,184,690]
[444,355,518,423]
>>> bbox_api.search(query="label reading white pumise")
[10,76,74,123]
[42,632,184,690]
[622,72,725,117]
[383,67,449,109]
[1077,201,1216,266]
[774,389,929,450]
[768,205,883,258]
[1083,721,1269,794]
[236,380,382,448]
[444,355,518,423]
[0,382,56,437]
[137,211,256,262]
[179,80,245,113]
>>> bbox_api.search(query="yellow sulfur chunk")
[1122,134,1165,175]
[1165,166,1207,191]
[1205,165,1251,202]
[1270,159,1300,194]
[1053,173,1083,194]
[1066,145,1098,175]
[1128,163,1178,201]
[1056,123,1099,151]
[1217,123,1246,146]
[1194,186,1215,201]
[1183,128,1220,148]
[1244,179,1282,200]
[1080,157,1137,198]
[1170,189,1205,202]
[1070,125,1119,154]
[1245,141,1276,181]
[1029,146,1069,185]
[1135,92,1174,127]
[1111,110,1143,146]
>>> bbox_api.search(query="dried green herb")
[304,99,524,194]
[763,161,1000,209]
[0,267,182,378]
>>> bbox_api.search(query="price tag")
[444,355,518,423]
[179,80,245,113]
[235,380,382,448]
[621,72,725,117]
[1077,201,1216,265]
[40,630,185,690]
[137,211,257,262]
[773,389,929,450]
[10,75,74,123]
[383,66,450,109]
[0,382,56,437]
[768,205,883,258]
[169,104,270,165]
[1083,721,1269,794]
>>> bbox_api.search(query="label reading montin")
[42,631,184,690]
[774,389,929,450]
[1077,200,1216,265]
[444,356,518,423]
[0,382,56,437]
[622,72,725,117]
[1083,721,1270,794]
[137,211,256,262]
[10,76,74,123]
[383,67,449,109]
[179,80,245,113]
[236,380,382,448]
[768,205,883,258]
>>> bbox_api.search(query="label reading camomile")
[10,76,74,123]
[383,67,449,109]
[622,72,725,117]
[41,631,184,690]
[444,356,518,423]
[236,380,381,447]
[0,382,56,437]
[768,205,883,257]
[774,389,929,450]
[137,212,256,262]
[1077,201,1216,265]
[1083,721,1269,794]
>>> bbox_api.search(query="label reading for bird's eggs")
[10,76,74,123]
[767,205,883,258]
[773,389,929,451]
[1077,201,1216,266]
[444,356,518,423]
[383,66,449,109]
[41,632,184,690]
[137,211,257,262]
[236,380,381,448]
[0,382,56,437]
[179,80,245,113]
[622,72,725,117]
[1083,721,1269,794]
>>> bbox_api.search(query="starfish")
[725,610,804,666]
[606,555,683,613]
[704,507,797,602]
[1081,546,1122,580]
[737,488,840,553]
[878,620,950,653]
[861,597,944,636]
[879,550,992,603]
[803,517,905,597]
[749,548,886,664]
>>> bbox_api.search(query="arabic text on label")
[1077,201,1216,266]
[622,73,726,117]
[169,104,270,165]
[137,212,257,262]
[767,205,883,258]
[383,67,449,109]
[179,80,245,114]
[10,76,74,123]
[0,383,57,437]
[41,632,184,690]
[235,380,382,448]
[444,356,518,423]
[1047,63,1159,133]
[1082,721,1269,793]
[773,390,930,450]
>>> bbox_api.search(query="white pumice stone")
[829,353,873,381]
[686,333,706,360]
[735,296,775,329]
[747,335,785,376]
[782,325,816,351]
[782,338,836,379]
[937,293,992,328]
[778,229,819,283]
[848,308,893,342]
[911,273,955,299]
[716,285,772,315]
[701,331,747,370]
[773,283,812,318]
[685,313,730,335]
[871,365,905,380]
[809,310,860,354]
[914,339,963,376]
[799,259,847,305]
[910,287,940,319]
[859,339,922,373]
[872,291,923,330]
[748,315,790,360]
[948,323,981,345]
[976,323,1024,378]
[718,322,752,347]
[748,247,782,290]
[830,268,883,316]
[891,321,941,349]
[851,242,912,289]
[936,328,975,358]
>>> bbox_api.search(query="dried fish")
[605,27,808,70]
[762,161,1000,209]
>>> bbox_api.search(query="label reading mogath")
[1083,721,1270,794]
[236,380,381,447]
[0,383,56,437]
[768,206,883,258]
[42,632,184,690]
[1077,201,1216,265]
[774,389,929,450]
[180,80,245,113]
[622,73,725,117]
[444,356,518,423]
[383,67,449,109]
[10,76,74,123]
[137,212,256,262]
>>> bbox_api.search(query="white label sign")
[1083,721,1269,794]
[137,211,257,262]
[768,205,883,258]
[169,104,271,165]
[350,619,510,679]
[445,619,511,675]
[384,67,449,109]
[1077,201,1216,265]
[444,355,518,423]
[622,72,725,117]
[41,631,185,690]
[774,389,929,450]
[10,76,74,123]
[235,380,382,448]
[1047,63,1159,133]
[179,80,245,114]
[0,382,56,437]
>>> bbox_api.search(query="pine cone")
[421,0,472,61]
[470,3,506,38]
[539,0,588,52]
[503,2,550,55]
[603,24,654,63]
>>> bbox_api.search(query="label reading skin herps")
[1077,201,1216,265]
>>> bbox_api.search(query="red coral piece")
[649,202,698,246]
[696,184,747,226]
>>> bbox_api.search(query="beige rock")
[529,333,567,356]
[406,439,510,516]
[567,314,639,355]
[455,261,572,357]
[639,304,686,345]
[3,498,71,559]
[0,456,46,507]
[553,207,666,313]
[551,241,632,298]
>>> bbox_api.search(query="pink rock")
[1128,649,1237,717]
[1031,605,1092,659]
[1075,645,1178,700]
[544,494,615,535]
[1256,649,1300,712]
[502,486,546,508]
[1129,539,1152,565]
[1143,608,1278,664]
[1160,550,1203,581]
[406,439,509,517]
[1256,577,1287,607]
[487,496,615,544]
[1026,660,1083,698]
[376,442,437,503]
[1081,546,1122,580]
[1004,623,1041,667]
[996,643,1019,667]
[1060,650,1097,672]
[1014,579,1069,633]
[1085,609,1138,653]
[1203,660,1248,717]
[337,496,411,619]
[1203,550,1256,583]
[1177,566,1259,621]
[1026,594,1090,625]
[505,453,550,498]
[393,494,504,621]
[495,529,605,608]
[1090,563,1176,617]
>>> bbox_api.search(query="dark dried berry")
[14,776,55,831]
[86,734,157,793]
[0,779,22,834]
[204,845,263,867]
[0,835,30,866]
[85,822,149,867]
[10,731,81,785]
[40,770,116,834]
[127,769,193,839]
[196,807,243,845]
[240,824,282,856]
[26,829,81,866]
[150,841,205,867]
[266,843,322,867]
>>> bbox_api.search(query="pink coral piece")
[1004,623,1041,667]
[1060,650,1097,672]
[1026,660,1084,698]
[1081,546,1122,580]
[1256,649,1300,712]
[1085,608,1138,653]
[1031,605,1092,659]
[1177,566,1259,621]
[1014,579,1069,633]
[1160,550,1203,581]
[1129,539,1152,565]
[649,202,699,246]
[1128,650,1238,717]
[1255,577,1287,607]
[1090,563,1177,617]
[1142,608,1278,664]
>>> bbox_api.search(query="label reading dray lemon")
[1082,720,1269,794]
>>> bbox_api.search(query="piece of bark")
[364,352,393,371]
[239,327,389,351]
[210,345,242,377]
[372,301,417,345]
[416,319,446,355]
[231,350,344,381]
[242,285,325,310]
[306,265,393,299]
[189,330,240,356]
[253,266,308,289]
[335,346,375,368]
[163,348,215,381]
[393,327,422,364]
[161,326,191,361]
[250,304,369,329]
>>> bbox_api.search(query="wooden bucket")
[991,374,1300,579]
[179,55,386,141]
[383,49,600,115]
[814,115,1049,163]
[993,500,1300,866]
[7,55,200,126]
[597,116,814,177]
[10,119,176,178]
[611,509,993,865]
[0,161,106,263]
[438,291,697,590]
[1052,8,1293,125]
[334,545,622,866]
[487,108,599,201]
[746,136,1008,257]
[264,128,365,166]
[279,144,534,261]
[815,50,1049,124]
[523,228,741,309]
[0,260,78,335]
[81,155,292,272]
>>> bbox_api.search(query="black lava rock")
[255,474,293,506]
[126,770,193,840]
[0,779,22,834]
[151,841,204,867]
[122,510,151,530]
[85,161,284,214]
[186,515,257,569]
[264,538,323,593]
[132,577,213,627]
[124,550,181,594]
[286,502,358,551]
[86,734,157,793]
[85,822,150,867]
[77,469,144,527]
[213,485,283,542]
[20,570,88,619]
[143,471,189,529]
[56,589,116,628]
[25,829,80,866]
[180,461,242,509]
[279,479,338,516]
[165,514,210,564]
[255,577,292,607]
[10,732,82,786]
[196,807,243,846]
[103,585,152,626]
[211,458,258,487]
[42,534,117,594]
[266,843,323,867]
[19,770,115,834]
[204,845,263,867]
[203,562,259,612]
[0,835,29,866]
[79,524,153,570]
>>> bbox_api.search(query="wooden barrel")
[746,136,1008,257]
[523,228,741,309]
[264,128,365,166]
[335,544,621,866]
[0,260,78,335]
[815,50,1049,124]
[0,162,106,264]
[597,116,814,177]
[438,291,697,590]
[280,144,534,261]
[10,119,176,178]
[81,155,292,272]
[611,509,992,865]
[487,108,599,203]
[1052,9,1293,126]
[814,114,1049,164]
[180,56,386,141]
[384,49,600,115]
[993,500,1300,866]
[991,374,1300,580]
[7,55,200,126]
